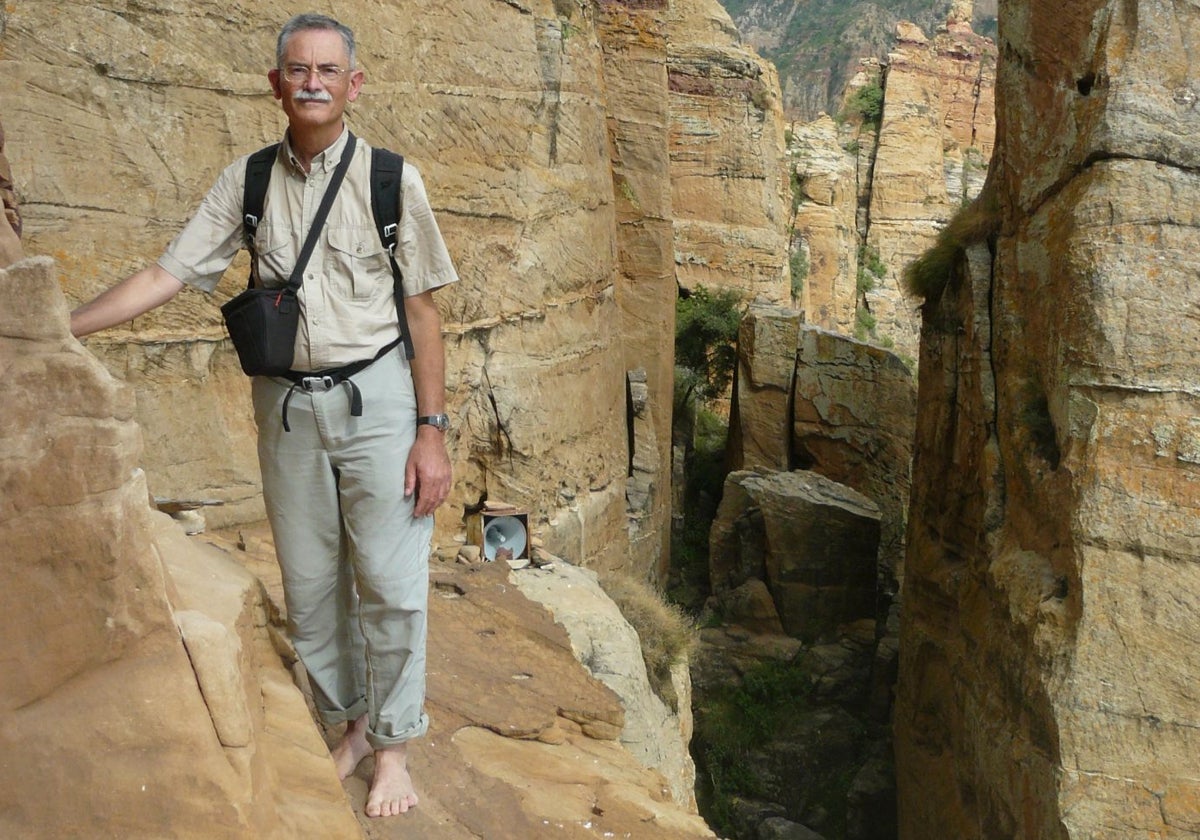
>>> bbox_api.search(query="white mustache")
[293,89,333,103]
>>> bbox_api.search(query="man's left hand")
[405,429,451,517]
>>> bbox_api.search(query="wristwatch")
[416,413,450,432]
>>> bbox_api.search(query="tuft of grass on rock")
[599,571,698,712]
[903,188,1001,302]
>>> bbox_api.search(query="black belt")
[278,338,401,432]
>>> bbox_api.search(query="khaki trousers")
[252,347,431,748]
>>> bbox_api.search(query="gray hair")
[276,13,357,69]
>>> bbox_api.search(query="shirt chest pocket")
[252,225,296,288]
[326,225,391,301]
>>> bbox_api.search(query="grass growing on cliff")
[856,243,886,294]
[599,571,697,712]
[903,188,1001,303]
[789,244,809,302]
[695,659,817,832]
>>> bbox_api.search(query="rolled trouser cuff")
[366,711,430,749]
[317,697,369,728]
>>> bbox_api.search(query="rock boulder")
[710,469,881,643]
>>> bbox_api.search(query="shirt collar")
[281,125,351,175]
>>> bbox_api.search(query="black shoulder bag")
[221,135,357,376]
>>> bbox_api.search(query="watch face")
[420,414,449,430]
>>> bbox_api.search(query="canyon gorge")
[2,0,1199,838]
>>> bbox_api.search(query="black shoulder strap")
[242,143,279,289]
[370,147,415,360]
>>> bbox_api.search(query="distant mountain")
[717,0,998,121]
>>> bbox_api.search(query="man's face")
[268,28,364,134]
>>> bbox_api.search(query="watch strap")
[416,413,450,430]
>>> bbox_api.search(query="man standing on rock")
[69,13,456,818]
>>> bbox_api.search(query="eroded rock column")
[896,1,1200,837]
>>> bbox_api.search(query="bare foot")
[365,742,419,817]
[330,715,373,780]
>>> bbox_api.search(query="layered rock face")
[1,253,717,838]
[790,115,859,334]
[894,0,1200,837]
[668,0,791,305]
[862,18,996,360]
[0,257,362,839]
[599,2,676,579]
[730,305,916,584]
[0,1,788,580]
[792,16,996,358]
[704,308,912,838]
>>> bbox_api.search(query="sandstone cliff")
[0,255,714,839]
[862,17,995,361]
[668,0,791,305]
[720,0,999,121]
[0,0,790,584]
[894,0,1200,837]
[791,15,996,362]
[0,0,795,835]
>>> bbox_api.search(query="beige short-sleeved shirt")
[159,128,458,371]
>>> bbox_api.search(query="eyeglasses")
[280,64,349,84]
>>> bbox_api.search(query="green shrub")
[671,288,742,615]
[667,404,729,615]
[790,168,806,215]
[840,79,884,127]
[856,243,886,294]
[854,306,877,341]
[675,286,744,407]
[789,245,809,301]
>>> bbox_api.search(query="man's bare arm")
[403,289,451,517]
[71,264,186,338]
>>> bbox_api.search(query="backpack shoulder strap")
[369,147,415,360]
[369,146,404,252]
[242,143,279,289]
[243,143,279,245]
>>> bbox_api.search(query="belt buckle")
[301,375,336,393]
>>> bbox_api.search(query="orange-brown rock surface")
[894,0,1200,837]
[0,253,715,838]
[792,15,996,357]
[0,256,361,839]
[863,17,995,360]
[667,0,791,305]
[598,0,676,579]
